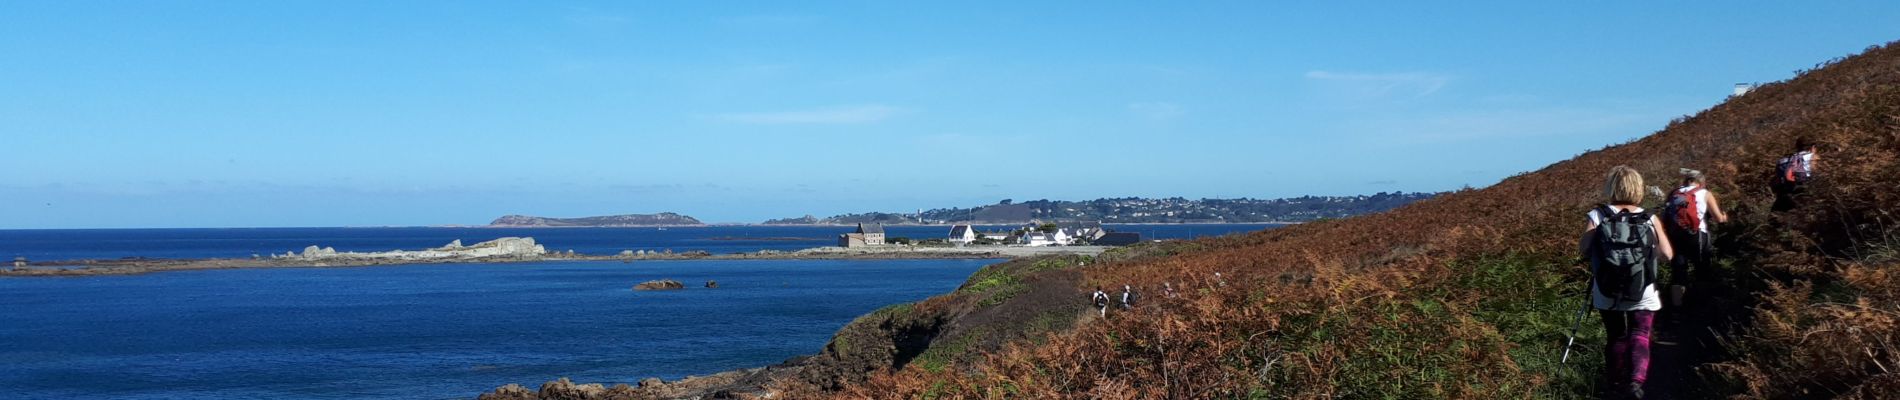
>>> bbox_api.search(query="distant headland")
[763,193,1441,225]
[489,213,704,227]
[487,193,1439,227]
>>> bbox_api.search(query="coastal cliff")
[489,213,704,227]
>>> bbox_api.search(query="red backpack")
[1662,185,1702,232]
[1777,152,1814,183]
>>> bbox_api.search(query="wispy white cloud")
[706,105,905,125]
[1127,102,1185,120]
[1304,70,1452,99]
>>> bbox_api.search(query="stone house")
[839,223,887,247]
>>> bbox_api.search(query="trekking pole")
[1561,296,1590,364]
[1563,257,1591,364]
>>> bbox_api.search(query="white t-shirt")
[1675,185,1712,233]
[1587,207,1663,311]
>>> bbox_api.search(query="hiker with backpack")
[1119,285,1137,310]
[1660,169,1728,320]
[1092,287,1110,318]
[1772,137,1820,211]
[1581,166,1675,399]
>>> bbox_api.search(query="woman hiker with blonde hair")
[1581,165,1674,399]
[1659,168,1727,328]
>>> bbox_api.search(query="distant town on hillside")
[763,192,1443,225]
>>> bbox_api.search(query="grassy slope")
[779,41,1900,399]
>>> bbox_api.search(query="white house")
[1061,221,1106,242]
[948,225,978,246]
[1018,229,1074,247]
[1019,232,1058,247]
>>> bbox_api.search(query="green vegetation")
[1445,256,1602,398]
[913,330,983,373]
[960,255,1090,307]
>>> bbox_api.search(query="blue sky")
[4,2,1898,228]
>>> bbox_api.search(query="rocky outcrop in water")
[479,378,640,400]
[633,279,684,291]
[480,366,790,400]
[275,237,546,261]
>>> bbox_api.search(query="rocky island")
[276,237,546,261]
[489,212,703,227]
[631,279,684,291]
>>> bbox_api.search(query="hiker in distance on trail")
[1659,168,1727,328]
[1582,166,1675,400]
[1772,137,1820,211]
[1091,287,1111,318]
[1119,285,1137,310]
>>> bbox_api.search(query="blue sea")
[0,259,995,399]
[0,224,1277,399]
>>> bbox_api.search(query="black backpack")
[1592,205,1658,307]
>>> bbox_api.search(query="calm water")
[0,224,1279,261]
[0,259,995,399]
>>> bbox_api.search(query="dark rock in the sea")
[704,280,718,288]
[500,377,635,400]
[633,279,685,291]
[477,383,535,400]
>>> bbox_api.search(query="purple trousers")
[1600,310,1655,385]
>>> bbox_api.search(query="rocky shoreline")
[0,239,1105,277]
